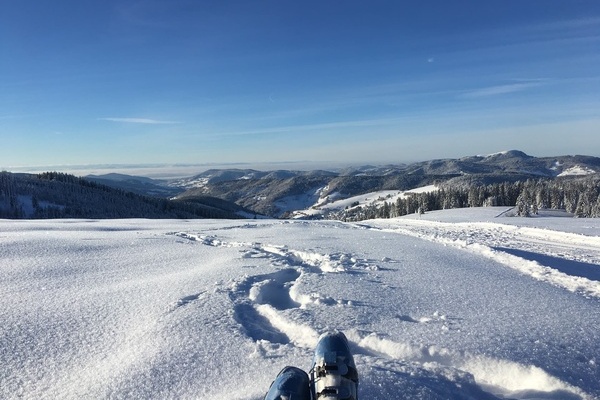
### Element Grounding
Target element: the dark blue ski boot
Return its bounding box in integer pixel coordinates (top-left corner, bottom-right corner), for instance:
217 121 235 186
264 366 311 400
310 331 359 400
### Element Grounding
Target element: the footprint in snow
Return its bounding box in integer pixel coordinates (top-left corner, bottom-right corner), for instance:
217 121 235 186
229 269 303 345
233 302 290 345
234 268 302 311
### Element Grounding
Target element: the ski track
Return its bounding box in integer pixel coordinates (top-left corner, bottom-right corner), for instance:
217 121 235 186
366 219 600 299
173 230 591 400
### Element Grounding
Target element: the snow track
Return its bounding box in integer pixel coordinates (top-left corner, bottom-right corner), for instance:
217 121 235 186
175 228 596 399
369 213 600 299
1 216 599 399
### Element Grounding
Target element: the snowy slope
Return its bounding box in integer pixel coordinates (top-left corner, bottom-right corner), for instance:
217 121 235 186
558 165 597 177
290 185 438 219
1 213 599 400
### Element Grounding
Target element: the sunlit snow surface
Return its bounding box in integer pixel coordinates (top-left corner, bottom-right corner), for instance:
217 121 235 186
1 208 599 399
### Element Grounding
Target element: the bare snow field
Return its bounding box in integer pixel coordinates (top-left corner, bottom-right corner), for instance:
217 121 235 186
1 209 599 399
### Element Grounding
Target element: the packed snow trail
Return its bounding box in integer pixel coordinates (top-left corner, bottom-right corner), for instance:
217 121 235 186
368 208 600 299
1 217 599 399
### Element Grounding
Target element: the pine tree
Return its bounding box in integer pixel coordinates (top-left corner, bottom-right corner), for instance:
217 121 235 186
515 192 531 217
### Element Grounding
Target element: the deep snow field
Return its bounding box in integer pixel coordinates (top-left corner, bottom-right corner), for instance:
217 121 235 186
1 207 599 399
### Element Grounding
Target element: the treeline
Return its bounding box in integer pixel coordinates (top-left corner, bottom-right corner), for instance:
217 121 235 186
332 177 600 221
0 171 244 219
0 171 19 218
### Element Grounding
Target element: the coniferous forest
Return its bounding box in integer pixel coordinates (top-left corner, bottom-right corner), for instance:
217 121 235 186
333 177 600 221
0 172 245 219
2 171 600 220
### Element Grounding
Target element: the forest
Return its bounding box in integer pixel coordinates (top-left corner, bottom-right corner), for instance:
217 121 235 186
2 171 600 221
333 177 600 221
0 172 243 219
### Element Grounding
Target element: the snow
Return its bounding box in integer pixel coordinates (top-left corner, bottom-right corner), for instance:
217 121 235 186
169 177 210 190
290 185 438 219
273 186 325 216
12 195 64 217
370 208 600 299
1 211 599 399
482 150 510 157
558 165 597 177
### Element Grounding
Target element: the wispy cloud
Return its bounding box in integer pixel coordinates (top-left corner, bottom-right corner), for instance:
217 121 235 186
210 117 412 138
98 117 181 124
460 81 544 99
529 16 600 36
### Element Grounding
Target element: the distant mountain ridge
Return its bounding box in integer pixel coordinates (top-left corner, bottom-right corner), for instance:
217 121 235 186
86 173 181 197
172 151 600 217
3 151 597 220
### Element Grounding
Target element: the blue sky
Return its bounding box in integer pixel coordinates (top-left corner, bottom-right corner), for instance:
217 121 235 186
1 1 599 170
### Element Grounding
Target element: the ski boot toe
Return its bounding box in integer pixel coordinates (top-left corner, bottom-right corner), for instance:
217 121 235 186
264 366 311 400
310 331 359 400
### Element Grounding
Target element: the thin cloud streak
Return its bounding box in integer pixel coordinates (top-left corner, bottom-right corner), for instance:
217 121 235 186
204 96 600 140
98 117 182 124
460 82 543 98
211 117 411 138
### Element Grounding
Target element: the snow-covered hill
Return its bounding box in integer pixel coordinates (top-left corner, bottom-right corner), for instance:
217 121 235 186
0 172 249 219
288 185 438 219
170 151 600 217
1 209 599 399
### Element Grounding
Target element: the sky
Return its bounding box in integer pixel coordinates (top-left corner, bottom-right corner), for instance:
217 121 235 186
1 1 600 172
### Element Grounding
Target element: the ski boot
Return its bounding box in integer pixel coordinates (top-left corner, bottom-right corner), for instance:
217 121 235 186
310 331 359 400
264 366 311 400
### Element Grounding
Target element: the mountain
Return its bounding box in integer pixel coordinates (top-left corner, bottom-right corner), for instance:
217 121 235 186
173 151 600 217
4 151 598 220
85 173 182 198
0 172 252 219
